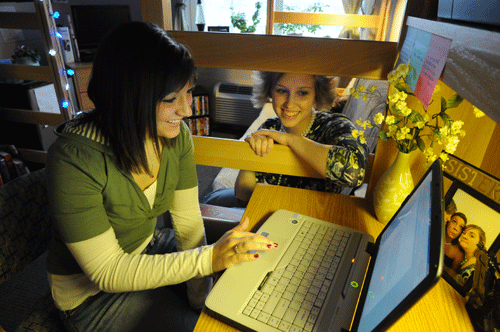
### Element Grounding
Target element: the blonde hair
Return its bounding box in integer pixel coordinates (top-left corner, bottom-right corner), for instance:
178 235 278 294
251 71 338 111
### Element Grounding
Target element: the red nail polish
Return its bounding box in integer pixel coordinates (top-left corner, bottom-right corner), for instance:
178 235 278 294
267 244 272 248
274 243 279 248
254 254 259 259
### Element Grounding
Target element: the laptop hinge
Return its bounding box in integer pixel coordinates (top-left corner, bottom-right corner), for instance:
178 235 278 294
366 241 376 256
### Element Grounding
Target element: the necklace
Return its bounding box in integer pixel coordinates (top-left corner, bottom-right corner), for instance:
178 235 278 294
459 257 470 266
277 110 316 186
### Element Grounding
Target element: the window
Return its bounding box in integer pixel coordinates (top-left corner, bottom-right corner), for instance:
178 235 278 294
187 0 395 41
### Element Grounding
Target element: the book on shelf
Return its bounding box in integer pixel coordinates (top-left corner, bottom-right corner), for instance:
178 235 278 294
185 117 210 136
57 26 75 63
192 95 209 116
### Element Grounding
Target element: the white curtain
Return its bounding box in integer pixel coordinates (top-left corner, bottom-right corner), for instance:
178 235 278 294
338 0 363 39
360 0 380 40
174 0 189 31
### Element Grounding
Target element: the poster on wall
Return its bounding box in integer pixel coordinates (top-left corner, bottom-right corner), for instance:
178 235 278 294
442 154 500 300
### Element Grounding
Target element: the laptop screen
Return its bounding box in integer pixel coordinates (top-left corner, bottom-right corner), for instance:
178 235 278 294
355 164 441 332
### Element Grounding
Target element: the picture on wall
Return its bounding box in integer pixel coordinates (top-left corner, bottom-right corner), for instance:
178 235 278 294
442 154 500 297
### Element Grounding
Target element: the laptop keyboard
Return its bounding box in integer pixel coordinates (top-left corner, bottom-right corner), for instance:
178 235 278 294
242 221 350 332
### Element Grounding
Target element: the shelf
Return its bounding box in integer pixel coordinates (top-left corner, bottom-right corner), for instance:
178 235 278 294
406 16 500 124
1 108 64 126
169 31 398 80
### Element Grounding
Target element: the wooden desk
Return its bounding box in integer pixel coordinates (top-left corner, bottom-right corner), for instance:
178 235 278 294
194 184 474 332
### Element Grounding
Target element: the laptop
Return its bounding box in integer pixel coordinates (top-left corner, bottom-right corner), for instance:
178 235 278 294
205 159 444 332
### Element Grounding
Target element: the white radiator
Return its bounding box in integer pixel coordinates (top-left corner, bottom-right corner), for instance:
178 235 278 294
213 82 262 127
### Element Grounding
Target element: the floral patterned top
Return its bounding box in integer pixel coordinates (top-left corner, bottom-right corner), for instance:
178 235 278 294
255 111 368 194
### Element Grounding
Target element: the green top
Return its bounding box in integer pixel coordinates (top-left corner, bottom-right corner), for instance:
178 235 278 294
46 118 198 275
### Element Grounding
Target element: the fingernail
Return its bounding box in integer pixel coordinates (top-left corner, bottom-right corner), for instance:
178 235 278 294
274 243 279 248
267 244 272 248
254 254 260 259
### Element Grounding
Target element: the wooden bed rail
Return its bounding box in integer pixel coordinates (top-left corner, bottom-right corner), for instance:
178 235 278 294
17 136 373 184
193 136 374 183
192 136 322 178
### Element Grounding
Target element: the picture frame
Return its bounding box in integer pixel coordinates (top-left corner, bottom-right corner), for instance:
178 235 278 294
442 154 500 297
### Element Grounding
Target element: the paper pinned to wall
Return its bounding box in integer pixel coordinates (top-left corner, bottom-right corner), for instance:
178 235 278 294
414 35 452 108
396 26 452 108
406 29 432 91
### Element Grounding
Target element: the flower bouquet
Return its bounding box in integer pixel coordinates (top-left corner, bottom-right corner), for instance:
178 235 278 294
351 63 485 223
351 63 485 165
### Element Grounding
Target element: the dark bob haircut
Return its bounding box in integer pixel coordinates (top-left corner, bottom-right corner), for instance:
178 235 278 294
82 21 195 174
251 71 337 111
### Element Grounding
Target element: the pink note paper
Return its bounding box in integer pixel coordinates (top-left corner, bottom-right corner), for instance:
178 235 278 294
414 34 452 108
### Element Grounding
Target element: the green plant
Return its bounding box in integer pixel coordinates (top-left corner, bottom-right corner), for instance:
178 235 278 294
11 45 41 63
231 2 262 33
276 2 329 35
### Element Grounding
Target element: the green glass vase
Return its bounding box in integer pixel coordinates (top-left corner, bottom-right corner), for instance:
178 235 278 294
372 151 414 224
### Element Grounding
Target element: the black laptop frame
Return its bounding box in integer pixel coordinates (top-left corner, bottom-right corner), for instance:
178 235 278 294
350 159 445 332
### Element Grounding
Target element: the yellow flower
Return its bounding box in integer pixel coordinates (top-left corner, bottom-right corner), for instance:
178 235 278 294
396 100 407 111
350 87 356 95
396 64 411 76
400 107 412 117
451 121 464 134
415 121 425 129
388 73 399 85
396 131 406 141
374 113 385 125
356 118 363 126
388 92 400 104
362 94 368 102
360 136 367 144
370 85 377 92
397 91 407 101
440 126 450 136
358 84 366 92
353 91 360 99
352 129 361 138
387 125 398 136
427 154 438 164
385 115 396 125
473 106 485 118
439 152 449 163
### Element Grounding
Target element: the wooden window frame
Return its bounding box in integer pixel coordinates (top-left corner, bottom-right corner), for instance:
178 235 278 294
265 0 392 41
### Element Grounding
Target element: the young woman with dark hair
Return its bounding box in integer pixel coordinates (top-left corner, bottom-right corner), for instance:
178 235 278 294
46 22 277 332
444 212 467 271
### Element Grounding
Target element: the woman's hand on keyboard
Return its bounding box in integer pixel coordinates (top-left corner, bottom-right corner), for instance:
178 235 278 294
212 216 278 273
